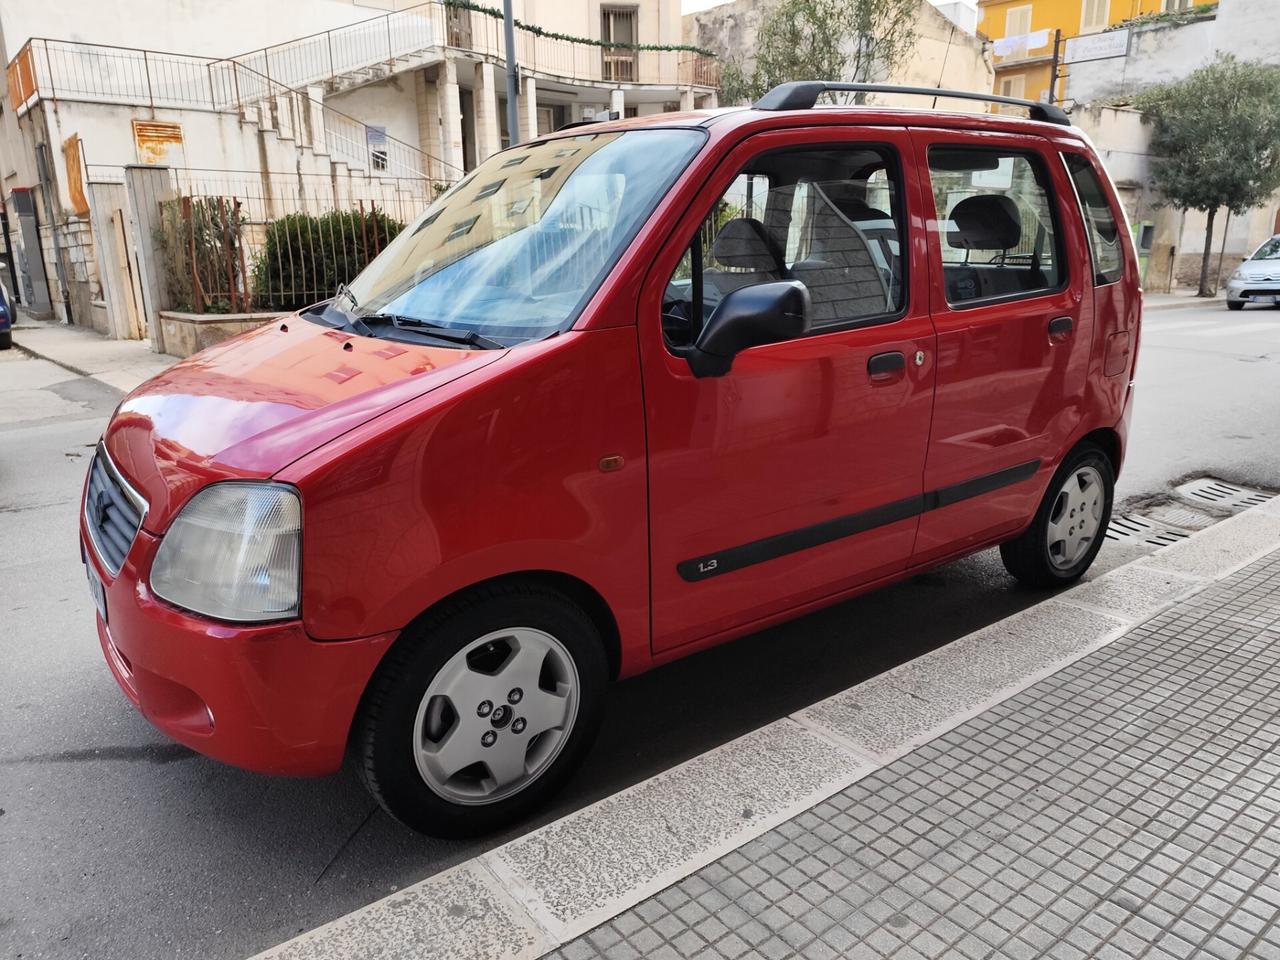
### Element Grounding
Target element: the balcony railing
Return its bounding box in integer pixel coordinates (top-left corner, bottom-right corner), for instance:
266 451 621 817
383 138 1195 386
6 38 449 182
226 0 719 91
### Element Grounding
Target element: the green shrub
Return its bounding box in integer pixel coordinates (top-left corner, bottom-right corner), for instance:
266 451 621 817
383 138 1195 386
252 208 403 311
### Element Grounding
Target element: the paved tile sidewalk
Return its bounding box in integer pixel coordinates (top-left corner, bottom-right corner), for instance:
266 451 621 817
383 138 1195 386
551 550 1280 960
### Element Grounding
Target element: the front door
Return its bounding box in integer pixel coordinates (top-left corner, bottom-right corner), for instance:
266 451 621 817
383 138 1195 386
909 129 1094 564
639 126 937 653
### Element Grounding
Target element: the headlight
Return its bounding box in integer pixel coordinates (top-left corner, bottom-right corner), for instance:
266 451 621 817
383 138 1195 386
1230 269 1245 281
151 483 301 622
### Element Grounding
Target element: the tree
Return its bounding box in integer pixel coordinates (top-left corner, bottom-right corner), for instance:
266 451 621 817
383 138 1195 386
718 0 918 106
1135 55 1280 296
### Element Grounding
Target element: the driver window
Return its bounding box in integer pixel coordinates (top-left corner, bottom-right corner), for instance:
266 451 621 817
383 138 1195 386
662 144 907 349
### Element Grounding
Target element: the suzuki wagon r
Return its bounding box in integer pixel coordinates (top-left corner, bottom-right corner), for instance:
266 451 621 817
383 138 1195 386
82 82 1140 836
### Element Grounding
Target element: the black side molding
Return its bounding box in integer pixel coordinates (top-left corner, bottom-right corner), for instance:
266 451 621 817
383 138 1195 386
677 459 1042 582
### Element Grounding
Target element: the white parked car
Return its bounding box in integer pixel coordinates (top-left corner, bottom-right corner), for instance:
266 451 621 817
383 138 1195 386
1226 235 1280 310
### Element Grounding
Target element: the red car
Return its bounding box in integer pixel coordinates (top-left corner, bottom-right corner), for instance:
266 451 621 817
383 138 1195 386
82 82 1139 836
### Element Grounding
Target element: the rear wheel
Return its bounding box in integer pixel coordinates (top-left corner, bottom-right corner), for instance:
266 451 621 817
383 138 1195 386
355 582 608 837
1001 444 1114 588
1227 300 1246 311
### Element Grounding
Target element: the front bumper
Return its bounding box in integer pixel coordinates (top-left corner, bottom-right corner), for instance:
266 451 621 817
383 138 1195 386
1225 276 1280 303
83 522 396 776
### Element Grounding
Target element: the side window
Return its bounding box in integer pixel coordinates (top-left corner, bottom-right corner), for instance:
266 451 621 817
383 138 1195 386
662 144 906 348
928 147 1064 306
1063 153 1125 285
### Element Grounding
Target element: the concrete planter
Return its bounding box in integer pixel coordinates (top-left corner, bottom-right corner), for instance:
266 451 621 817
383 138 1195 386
157 310 285 358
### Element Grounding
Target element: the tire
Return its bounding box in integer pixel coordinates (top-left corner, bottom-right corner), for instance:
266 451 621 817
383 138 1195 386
0 330 11 350
354 581 608 837
1227 300 1245 311
1000 444 1115 589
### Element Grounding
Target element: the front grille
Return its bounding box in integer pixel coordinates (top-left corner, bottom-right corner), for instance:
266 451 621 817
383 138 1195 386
85 446 146 575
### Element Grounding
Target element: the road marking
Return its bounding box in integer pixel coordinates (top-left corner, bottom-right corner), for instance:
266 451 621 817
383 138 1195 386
249 501 1280 960
1179 320 1280 338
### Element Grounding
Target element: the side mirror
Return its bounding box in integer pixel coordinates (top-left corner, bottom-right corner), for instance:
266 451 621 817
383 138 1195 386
686 281 811 378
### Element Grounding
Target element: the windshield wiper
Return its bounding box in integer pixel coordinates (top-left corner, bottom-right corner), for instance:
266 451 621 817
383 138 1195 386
360 313 506 350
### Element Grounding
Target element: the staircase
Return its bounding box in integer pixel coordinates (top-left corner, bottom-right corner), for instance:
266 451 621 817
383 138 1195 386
7 36 459 188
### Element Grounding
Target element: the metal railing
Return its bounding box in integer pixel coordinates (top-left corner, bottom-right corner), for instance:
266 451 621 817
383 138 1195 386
91 164 441 313
226 0 720 90
8 38 455 181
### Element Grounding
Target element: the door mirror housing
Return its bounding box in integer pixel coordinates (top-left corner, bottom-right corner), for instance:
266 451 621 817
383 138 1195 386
686 281 811 378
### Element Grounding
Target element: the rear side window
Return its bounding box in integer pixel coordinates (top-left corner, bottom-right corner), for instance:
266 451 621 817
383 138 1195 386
1063 154 1125 285
927 147 1064 306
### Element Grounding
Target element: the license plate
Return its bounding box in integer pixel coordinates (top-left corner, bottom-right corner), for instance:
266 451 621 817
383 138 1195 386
1250 294 1280 303
86 563 108 624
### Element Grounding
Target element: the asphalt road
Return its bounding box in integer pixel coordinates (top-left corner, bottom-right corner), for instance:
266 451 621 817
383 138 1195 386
2 300 1278 960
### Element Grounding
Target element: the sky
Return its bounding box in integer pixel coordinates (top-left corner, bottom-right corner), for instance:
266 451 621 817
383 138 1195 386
681 0 978 12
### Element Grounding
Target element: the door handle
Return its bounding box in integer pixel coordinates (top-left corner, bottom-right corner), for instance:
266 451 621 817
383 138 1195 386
867 351 906 382
1048 316 1074 341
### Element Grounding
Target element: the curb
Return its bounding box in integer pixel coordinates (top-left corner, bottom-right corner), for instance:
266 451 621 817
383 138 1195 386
1144 296 1224 312
249 498 1280 960
11 336 97 380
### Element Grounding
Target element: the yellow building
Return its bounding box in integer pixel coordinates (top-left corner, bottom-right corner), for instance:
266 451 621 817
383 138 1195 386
978 0 1214 105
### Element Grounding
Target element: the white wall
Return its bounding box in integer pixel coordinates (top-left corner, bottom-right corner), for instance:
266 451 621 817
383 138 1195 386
0 0 395 63
328 74 421 150
1064 15 1217 105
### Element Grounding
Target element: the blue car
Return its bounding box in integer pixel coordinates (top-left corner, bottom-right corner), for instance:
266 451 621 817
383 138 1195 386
0 279 11 350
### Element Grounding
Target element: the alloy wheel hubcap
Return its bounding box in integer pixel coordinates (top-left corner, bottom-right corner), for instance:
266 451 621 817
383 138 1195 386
1046 465 1104 570
413 627 579 806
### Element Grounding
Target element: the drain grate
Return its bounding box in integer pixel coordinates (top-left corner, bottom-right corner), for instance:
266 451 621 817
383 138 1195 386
1174 478 1275 511
1145 503 1216 531
1104 513 1191 548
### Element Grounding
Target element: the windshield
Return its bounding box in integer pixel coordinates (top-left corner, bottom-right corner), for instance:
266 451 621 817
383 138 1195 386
1251 237 1280 261
340 128 705 346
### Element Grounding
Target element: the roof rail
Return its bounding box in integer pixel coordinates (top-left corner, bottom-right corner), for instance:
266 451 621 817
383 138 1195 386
556 111 622 132
753 82 1072 126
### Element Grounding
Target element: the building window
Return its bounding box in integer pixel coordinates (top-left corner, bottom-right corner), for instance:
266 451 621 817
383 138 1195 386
366 125 388 172
1162 0 1194 9
998 73 1027 110
602 6 639 82
1080 0 1110 34
1005 4 1032 37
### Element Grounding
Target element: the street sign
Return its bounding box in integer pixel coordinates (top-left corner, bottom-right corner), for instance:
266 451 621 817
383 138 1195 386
1065 29 1130 64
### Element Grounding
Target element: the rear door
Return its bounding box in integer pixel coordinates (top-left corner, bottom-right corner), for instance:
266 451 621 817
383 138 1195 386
909 128 1094 564
638 126 938 653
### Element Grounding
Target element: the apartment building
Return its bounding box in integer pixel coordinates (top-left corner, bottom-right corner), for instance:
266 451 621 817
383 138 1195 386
0 0 718 327
978 0 1214 104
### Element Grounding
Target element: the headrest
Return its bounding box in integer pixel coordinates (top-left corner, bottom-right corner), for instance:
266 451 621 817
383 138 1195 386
710 218 783 271
815 182 889 224
947 195 1022 251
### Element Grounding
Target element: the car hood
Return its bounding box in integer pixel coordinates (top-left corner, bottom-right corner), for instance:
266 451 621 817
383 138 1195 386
1238 262 1280 280
103 318 503 531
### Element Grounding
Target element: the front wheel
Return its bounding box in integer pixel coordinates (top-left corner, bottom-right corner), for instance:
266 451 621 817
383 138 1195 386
0 330 11 350
1001 444 1114 588
354 583 608 837
1227 300 1245 311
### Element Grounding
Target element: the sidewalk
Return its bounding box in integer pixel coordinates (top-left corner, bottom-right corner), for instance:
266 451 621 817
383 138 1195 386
12 314 175 394
552 546 1280 960
255 499 1280 960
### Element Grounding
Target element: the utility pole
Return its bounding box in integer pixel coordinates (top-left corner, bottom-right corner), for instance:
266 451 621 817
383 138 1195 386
502 0 521 145
1047 28 1063 105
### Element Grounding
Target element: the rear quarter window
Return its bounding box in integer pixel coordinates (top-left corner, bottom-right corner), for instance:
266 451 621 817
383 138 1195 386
1063 153 1125 286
